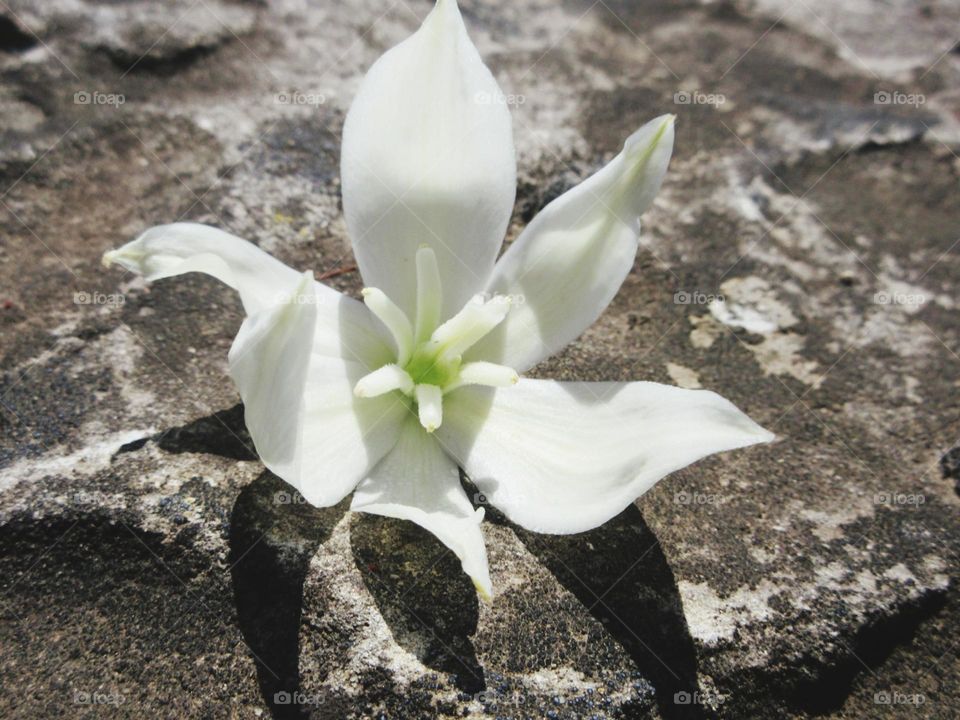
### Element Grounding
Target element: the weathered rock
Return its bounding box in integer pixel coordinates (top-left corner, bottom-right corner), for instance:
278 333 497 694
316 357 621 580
87 1 260 73
1 0 958 718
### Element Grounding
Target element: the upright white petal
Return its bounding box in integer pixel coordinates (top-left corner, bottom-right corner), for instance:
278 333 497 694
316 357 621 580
352 416 492 600
468 115 675 371
230 275 408 507
341 0 516 321
103 223 302 315
437 378 773 535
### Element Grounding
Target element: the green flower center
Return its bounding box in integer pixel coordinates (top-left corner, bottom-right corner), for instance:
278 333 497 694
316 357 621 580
405 343 461 388
352 246 519 432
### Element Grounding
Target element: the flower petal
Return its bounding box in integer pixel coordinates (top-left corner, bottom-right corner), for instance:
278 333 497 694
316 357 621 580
104 222 395 367
437 378 773 534
468 115 675 371
352 415 492 599
230 275 408 507
105 224 404 506
103 222 302 315
341 0 516 321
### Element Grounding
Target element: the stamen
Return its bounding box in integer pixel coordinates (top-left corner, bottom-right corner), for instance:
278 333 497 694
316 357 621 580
446 361 519 391
361 287 414 366
430 296 511 359
353 364 414 398
414 245 442 345
415 384 443 432
354 278 520 428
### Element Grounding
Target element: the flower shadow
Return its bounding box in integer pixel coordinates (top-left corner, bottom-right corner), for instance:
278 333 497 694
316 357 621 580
507 503 705 720
172 403 695 716
228 470 348 719
350 513 486 695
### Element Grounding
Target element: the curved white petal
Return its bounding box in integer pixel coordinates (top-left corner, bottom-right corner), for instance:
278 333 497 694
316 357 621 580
437 378 773 534
103 222 302 315
341 0 516 321
106 224 401 506
104 221 394 368
230 275 408 507
352 415 492 599
468 115 675 371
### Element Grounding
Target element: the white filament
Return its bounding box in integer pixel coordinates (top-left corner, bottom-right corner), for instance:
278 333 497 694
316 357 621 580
416 384 443 432
353 364 415 398
362 288 414 366
414 246 442 345
356 266 519 432
447 361 519 391
430 296 511 359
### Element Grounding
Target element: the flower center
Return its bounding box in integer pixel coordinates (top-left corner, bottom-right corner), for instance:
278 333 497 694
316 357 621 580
353 246 519 432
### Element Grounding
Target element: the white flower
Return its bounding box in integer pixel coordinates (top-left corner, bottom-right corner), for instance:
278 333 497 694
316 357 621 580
103 0 773 600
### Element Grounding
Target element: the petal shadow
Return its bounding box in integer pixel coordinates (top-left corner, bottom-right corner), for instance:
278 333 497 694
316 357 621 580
350 513 486 695
154 402 257 460
513 504 705 720
229 470 348 719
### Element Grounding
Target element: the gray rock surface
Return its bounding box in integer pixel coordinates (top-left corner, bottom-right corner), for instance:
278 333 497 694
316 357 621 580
1 0 958 718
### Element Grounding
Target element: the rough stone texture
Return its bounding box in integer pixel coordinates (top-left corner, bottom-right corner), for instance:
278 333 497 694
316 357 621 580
1 0 958 718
